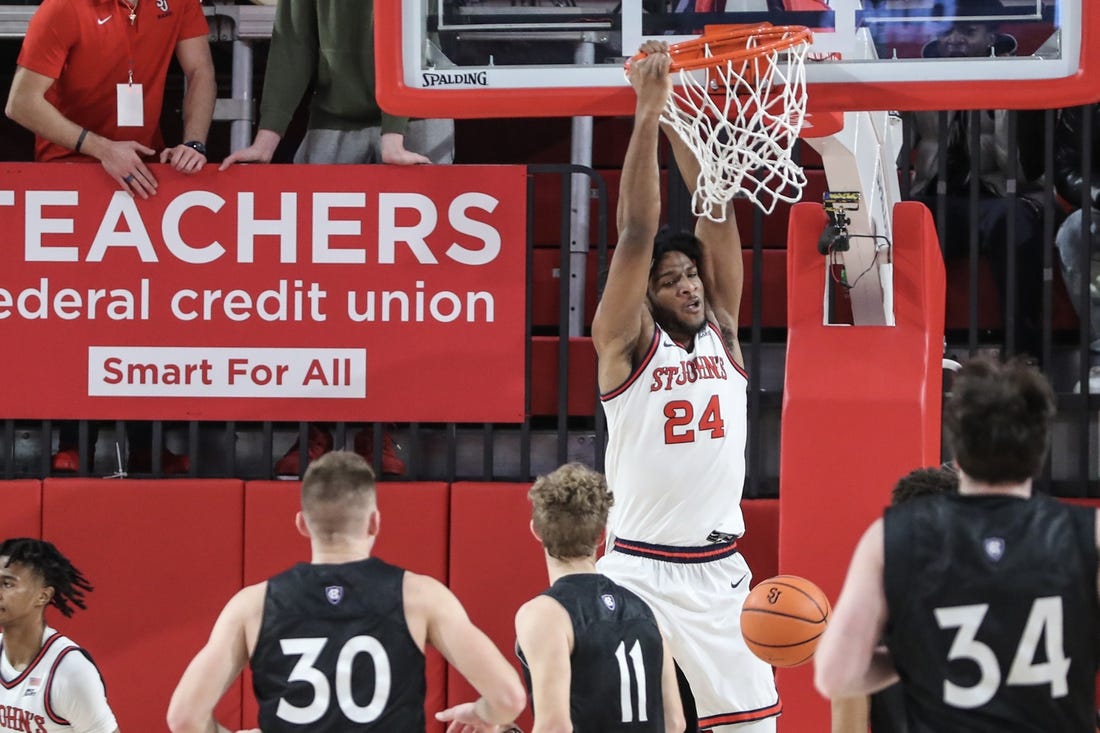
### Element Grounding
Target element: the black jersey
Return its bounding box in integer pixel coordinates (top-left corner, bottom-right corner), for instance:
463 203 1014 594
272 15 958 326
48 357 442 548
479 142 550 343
251 557 426 732
884 493 1099 732
518 574 665 732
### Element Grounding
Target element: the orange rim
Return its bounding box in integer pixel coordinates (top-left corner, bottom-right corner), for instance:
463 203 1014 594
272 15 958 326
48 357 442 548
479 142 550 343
626 24 813 74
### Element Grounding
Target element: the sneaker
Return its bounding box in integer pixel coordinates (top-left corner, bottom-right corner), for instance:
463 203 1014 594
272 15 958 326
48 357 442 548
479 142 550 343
275 425 334 476
128 448 190 475
51 448 82 473
353 427 406 476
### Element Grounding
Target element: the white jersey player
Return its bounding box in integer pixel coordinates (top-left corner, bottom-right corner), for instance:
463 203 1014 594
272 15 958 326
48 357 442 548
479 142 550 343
0 539 118 733
592 41 779 732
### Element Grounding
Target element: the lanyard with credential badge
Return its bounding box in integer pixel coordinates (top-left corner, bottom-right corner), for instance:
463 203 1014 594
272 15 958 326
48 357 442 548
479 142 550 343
115 0 144 127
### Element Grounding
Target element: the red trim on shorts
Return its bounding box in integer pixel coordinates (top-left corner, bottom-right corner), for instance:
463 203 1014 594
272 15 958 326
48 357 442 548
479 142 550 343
601 327 660 401
699 698 783 727
612 538 739 563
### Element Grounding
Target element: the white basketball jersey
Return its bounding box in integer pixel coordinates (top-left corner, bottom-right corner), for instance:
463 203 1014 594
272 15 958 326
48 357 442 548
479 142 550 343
601 322 747 545
0 629 98 733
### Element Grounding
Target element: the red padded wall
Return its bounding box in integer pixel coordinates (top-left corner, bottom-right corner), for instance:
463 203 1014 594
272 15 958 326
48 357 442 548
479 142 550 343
447 482 545 731
779 201 945 730
739 499 780 584
0 480 42 539
41 479 245 733
240 481 450 733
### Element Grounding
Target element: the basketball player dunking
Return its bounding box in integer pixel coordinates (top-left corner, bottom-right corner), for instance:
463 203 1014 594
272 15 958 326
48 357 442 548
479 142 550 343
592 41 780 732
0 539 119 733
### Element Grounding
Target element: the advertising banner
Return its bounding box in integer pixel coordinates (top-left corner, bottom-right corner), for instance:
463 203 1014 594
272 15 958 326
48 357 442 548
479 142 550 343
0 163 527 422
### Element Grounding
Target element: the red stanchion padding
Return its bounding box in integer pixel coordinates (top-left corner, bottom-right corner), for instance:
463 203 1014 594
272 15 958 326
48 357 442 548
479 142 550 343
240 481 450 732
447 482 546 731
0 480 42 540
739 499 779 584
41 478 245 733
778 201 945 731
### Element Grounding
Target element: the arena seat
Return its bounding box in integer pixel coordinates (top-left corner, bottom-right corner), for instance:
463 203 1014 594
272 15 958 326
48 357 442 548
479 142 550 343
529 336 599 417
447 482 546 732
240 480 450 732
0 480 41 539
531 246 788 331
530 248 602 329
41 478 246 732
943 256 1078 333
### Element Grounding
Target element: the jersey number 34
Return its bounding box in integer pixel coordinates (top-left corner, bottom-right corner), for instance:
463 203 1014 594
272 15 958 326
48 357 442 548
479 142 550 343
935 596 1070 709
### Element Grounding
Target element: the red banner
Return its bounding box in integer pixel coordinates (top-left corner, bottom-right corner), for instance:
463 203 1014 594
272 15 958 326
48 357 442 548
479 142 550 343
0 163 527 422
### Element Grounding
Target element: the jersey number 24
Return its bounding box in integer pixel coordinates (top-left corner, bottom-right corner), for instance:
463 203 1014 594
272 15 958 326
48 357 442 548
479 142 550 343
663 395 725 444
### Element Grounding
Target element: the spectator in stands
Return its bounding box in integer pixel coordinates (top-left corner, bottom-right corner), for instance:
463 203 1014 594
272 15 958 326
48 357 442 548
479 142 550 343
0 538 119 733
5 0 216 475
1053 104 1100 391
167 451 526 733
220 0 454 477
908 0 1050 363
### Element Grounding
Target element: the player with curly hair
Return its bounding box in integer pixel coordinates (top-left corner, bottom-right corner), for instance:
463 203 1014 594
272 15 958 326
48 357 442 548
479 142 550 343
516 463 685 732
0 538 118 733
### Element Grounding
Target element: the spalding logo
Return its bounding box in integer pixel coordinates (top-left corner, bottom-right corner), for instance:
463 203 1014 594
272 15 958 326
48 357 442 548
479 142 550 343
421 71 489 88
767 587 782 604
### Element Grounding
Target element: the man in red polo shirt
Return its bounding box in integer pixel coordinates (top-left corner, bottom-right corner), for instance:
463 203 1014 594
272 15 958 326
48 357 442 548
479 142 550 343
4 0 215 475
5 0 215 200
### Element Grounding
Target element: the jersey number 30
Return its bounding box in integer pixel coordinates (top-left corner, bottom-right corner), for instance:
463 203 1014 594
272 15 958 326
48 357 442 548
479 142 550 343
934 597 1070 709
277 636 392 724
663 395 725 444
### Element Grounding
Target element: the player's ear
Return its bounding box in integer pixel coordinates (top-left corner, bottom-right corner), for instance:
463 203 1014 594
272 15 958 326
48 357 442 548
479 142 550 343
368 508 381 538
36 584 54 609
294 511 311 538
528 519 542 543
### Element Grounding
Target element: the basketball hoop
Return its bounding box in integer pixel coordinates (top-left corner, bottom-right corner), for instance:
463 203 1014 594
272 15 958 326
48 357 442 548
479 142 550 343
630 24 813 221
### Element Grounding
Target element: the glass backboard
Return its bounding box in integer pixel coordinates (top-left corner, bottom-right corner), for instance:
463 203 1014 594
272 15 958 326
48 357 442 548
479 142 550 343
376 0 1099 117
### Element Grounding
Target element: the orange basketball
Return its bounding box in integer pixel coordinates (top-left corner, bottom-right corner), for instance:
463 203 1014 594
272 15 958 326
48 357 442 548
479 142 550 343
740 574 831 668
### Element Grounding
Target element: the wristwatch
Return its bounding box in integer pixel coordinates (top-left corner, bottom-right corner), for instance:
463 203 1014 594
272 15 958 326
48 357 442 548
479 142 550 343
183 140 207 157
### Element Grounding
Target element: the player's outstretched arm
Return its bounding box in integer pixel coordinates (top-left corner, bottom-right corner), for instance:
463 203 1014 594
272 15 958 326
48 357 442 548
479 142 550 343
167 584 263 733
411 574 526 728
814 520 898 699
591 41 671 392
514 596 573 733
658 630 686 733
660 122 744 366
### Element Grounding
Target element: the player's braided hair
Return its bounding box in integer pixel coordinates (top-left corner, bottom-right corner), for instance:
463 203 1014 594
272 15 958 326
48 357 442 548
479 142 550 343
0 538 93 617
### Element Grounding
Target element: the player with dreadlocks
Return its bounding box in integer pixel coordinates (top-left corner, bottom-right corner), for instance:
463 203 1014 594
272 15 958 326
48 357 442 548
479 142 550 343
0 538 119 733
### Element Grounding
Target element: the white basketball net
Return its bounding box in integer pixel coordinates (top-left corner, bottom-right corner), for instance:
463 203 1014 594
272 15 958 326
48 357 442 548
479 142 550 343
661 30 811 221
